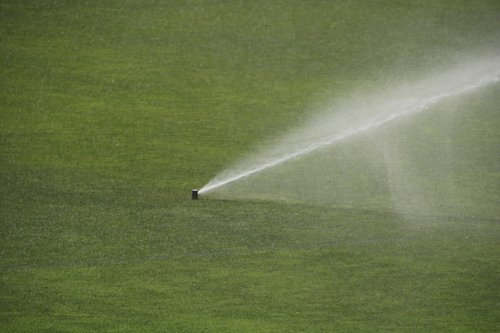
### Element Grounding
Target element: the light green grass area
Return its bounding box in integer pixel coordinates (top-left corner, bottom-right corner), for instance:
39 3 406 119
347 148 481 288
1 1 499 332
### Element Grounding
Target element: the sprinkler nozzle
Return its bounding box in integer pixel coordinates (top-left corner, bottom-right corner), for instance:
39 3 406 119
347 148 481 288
192 189 199 200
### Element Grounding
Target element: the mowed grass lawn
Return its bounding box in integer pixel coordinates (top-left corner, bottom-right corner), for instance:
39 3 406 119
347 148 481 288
1 1 499 332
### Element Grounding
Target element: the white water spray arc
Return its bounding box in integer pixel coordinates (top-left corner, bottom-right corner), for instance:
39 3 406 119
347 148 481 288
197 57 500 197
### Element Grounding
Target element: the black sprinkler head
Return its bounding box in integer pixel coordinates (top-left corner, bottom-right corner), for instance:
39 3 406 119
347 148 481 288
192 189 199 200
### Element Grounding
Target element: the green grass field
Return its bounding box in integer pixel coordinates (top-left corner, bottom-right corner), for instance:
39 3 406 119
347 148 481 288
1 1 500 332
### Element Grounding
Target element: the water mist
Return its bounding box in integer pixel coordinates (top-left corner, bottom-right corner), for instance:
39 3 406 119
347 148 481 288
198 56 500 218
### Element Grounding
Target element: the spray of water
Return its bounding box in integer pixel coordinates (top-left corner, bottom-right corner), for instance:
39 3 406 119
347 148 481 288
200 57 500 195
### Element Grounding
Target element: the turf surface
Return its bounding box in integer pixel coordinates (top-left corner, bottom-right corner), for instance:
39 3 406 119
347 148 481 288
1 1 499 332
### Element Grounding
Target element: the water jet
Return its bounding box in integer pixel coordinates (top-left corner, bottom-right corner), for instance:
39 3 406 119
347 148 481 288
200 57 500 196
